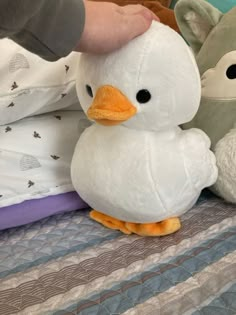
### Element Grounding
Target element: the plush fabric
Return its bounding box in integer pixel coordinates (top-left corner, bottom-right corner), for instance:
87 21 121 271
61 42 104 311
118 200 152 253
213 129 236 203
175 0 236 202
174 0 222 55
71 22 217 236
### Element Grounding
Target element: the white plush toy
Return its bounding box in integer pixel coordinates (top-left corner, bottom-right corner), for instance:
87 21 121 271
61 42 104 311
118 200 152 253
71 21 218 236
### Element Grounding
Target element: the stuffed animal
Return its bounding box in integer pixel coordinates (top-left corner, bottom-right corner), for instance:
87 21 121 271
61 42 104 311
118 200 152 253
71 21 217 236
175 0 236 203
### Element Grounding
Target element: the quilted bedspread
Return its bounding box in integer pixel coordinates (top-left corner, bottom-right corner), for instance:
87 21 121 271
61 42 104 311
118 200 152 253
0 192 235 315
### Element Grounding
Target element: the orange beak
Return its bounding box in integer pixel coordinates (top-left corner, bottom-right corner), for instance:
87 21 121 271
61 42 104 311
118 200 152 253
87 85 137 126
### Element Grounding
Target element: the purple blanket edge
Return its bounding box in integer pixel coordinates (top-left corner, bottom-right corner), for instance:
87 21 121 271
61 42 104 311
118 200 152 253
0 192 88 230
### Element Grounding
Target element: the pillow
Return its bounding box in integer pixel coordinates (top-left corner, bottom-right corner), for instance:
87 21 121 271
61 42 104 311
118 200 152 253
0 39 82 125
0 110 91 209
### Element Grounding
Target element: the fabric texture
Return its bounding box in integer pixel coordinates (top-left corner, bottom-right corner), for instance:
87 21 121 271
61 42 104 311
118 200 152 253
0 0 85 61
0 192 88 230
0 38 81 125
0 110 90 209
175 0 236 203
174 0 223 55
0 193 235 314
72 124 216 223
0 34 90 228
72 22 217 227
213 128 236 203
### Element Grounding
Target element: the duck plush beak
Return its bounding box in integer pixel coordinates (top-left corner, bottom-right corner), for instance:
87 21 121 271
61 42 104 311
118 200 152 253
87 85 137 126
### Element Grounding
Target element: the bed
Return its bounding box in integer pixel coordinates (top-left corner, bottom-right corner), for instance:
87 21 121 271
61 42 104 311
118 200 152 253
0 191 235 315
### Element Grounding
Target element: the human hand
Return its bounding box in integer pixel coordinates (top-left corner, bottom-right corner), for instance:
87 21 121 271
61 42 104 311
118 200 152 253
76 1 159 54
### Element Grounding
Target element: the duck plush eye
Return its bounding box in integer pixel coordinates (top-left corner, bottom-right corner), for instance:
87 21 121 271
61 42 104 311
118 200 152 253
86 85 93 97
136 89 151 103
226 64 236 79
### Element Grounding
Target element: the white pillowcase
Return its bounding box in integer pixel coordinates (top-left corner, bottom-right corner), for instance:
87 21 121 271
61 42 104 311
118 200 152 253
0 110 91 208
0 38 82 125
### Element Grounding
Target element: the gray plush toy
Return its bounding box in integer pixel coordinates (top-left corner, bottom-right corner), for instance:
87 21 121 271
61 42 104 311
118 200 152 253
175 0 236 203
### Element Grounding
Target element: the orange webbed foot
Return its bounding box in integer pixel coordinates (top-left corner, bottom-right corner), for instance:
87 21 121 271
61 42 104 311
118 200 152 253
90 210 132 234
125 218 181 236
90 210 181 236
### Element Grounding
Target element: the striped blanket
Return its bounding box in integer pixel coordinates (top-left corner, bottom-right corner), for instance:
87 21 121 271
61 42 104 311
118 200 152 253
0 193 235 315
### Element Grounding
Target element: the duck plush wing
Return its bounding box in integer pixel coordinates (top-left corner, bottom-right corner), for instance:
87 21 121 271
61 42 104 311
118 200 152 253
180 128 218 191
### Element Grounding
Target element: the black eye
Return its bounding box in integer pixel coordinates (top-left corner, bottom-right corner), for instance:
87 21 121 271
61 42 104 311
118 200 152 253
86 85 93 97
226 64 236 79
136 89 151 103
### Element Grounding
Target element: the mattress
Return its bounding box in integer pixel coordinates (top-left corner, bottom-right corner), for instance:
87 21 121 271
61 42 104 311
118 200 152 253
0 192 235 315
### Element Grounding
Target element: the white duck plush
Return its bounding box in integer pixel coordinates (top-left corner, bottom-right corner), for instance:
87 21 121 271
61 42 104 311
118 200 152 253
71 21 218 236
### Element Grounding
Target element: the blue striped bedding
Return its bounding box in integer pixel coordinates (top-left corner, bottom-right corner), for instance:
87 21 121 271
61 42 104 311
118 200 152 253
0 192 235 315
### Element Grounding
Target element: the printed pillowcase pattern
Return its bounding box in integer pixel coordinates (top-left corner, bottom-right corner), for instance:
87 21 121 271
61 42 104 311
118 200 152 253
0 38 89 210
0 38 82 125
0 111 90 208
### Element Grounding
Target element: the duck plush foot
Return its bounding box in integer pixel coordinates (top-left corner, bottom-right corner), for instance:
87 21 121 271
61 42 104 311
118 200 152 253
90 210 181 236
125 219 181 236
90 210 132 234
